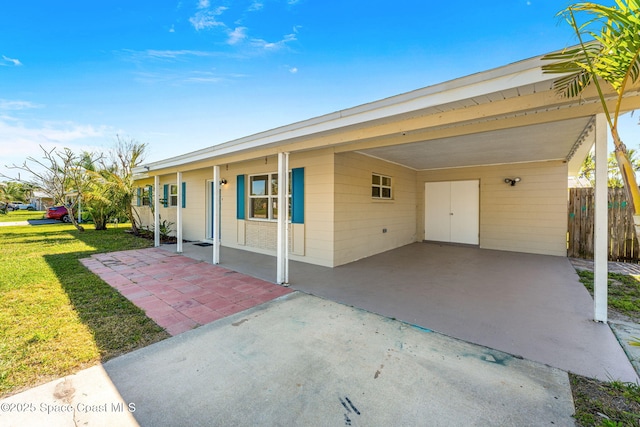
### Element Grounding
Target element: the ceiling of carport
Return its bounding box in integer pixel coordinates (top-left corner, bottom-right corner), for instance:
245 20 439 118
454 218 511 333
357 116 593 170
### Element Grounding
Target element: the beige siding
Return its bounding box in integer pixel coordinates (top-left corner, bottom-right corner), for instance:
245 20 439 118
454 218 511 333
132 178 154 232
333 152 417 266
416 161 568 256
134 153 568 268
135 150 336 267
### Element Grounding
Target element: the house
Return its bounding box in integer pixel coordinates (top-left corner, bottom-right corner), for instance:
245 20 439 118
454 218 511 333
30 190 54 210
133 51 640 322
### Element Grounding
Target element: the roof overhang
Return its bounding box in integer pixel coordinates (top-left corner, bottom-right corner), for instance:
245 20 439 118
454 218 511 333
135 50 640 176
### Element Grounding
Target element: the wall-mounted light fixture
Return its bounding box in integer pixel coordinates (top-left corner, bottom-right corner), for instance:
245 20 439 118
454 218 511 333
504 177 521 186
220 178 228 185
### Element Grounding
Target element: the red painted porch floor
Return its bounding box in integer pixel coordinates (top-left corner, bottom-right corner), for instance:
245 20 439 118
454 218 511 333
80 248 292 336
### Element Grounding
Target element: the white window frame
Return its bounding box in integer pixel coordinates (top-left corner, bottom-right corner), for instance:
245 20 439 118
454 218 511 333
169 184 178 207
372 173 393 199
248 172 292 221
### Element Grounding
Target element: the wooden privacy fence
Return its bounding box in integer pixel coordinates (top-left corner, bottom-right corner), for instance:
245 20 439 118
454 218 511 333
568 187 640 261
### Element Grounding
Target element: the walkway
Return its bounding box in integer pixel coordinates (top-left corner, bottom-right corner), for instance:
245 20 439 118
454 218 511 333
80 248 292 335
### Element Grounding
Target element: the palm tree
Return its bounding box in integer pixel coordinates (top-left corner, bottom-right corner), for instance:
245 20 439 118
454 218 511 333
107 137 147 234
579 151 596 185
542 0 640 234
0 181 28 207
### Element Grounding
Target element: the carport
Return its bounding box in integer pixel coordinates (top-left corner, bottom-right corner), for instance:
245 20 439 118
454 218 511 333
172 242 638 383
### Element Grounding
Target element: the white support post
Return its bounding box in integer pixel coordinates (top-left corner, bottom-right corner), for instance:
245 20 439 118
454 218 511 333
276 152 290 285
594 113 608 322
154 175 160 247
177 171 183 253
213 166 220 264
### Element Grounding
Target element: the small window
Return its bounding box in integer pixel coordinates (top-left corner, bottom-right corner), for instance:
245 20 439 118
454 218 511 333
248 172 292 220
372 173 392 199
169 184 178 207
141 187 150 206
250 175 270 219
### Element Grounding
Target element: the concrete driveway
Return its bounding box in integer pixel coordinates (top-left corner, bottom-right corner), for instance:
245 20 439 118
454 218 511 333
181 242 639 383
0 219 58 227
1 293 575 426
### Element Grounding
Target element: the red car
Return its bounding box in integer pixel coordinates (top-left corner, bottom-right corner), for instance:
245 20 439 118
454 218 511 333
46 206 72 222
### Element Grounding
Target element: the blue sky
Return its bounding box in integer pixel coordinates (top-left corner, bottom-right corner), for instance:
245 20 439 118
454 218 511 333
1 1 637 179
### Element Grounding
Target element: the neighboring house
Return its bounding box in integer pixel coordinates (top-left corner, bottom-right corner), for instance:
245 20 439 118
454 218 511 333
132 50 639 295
30 191 54 210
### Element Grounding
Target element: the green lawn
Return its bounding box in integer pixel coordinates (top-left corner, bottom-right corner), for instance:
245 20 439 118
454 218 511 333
0 210 46 222
0 223 169 397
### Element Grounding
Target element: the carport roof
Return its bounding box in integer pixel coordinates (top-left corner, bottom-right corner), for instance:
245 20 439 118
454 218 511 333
136 50 640 175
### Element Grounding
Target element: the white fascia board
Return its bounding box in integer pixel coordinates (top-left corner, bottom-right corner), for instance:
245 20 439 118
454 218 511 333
136 55 559 173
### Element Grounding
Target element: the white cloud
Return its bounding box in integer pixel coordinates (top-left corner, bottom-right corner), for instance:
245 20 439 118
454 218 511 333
289 67 298 74
189 6 228 31
169 24 176 33
132 69 242 85
184 71 224 83
198 0 210 9
143 49 214 59
251 33 297 50
248 1 263 11
0 99 40 110
228 27 248 45
1 55 22 66
0 117 109 179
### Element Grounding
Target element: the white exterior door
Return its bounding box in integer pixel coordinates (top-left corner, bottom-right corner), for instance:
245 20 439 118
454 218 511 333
425 180 479 245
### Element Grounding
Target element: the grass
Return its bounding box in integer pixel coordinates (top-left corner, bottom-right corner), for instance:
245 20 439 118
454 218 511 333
573 270 640 425
0 223 169 397
0 210 46 222
577 270 640 322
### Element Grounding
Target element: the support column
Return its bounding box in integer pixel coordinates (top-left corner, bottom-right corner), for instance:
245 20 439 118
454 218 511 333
177 171 183 253
154 175 160 247
213 166 220 264
594 113 608 322
277 152 290 285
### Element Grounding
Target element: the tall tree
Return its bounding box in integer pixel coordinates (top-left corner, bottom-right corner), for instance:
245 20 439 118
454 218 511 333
108 136 147 234
0 181 29 205
542 0 640 235
4 146 100 231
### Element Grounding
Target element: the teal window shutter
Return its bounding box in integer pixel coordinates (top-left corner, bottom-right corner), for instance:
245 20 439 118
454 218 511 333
181 182 186 208
148 185 153 206
236 175 245 219
136 188 141 206
291 168 304 224
163 184 169 208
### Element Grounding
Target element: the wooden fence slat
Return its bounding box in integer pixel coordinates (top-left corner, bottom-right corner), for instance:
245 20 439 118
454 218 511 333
568 187 640 261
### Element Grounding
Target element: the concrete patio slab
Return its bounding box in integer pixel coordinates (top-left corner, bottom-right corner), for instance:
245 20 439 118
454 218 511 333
102 293 574 426
172 242 639 383
0 365 138 427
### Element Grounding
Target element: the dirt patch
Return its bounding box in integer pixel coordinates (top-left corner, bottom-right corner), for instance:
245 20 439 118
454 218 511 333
570 373 640 426
129 229 177 244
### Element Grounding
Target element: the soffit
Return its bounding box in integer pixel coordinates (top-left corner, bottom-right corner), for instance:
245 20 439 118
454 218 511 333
358 117 592 170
